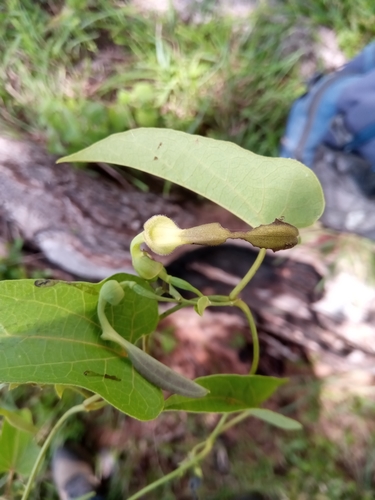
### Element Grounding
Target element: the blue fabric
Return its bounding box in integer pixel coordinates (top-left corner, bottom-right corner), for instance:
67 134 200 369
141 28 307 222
280 41 375 169
280 74 362 166
334 68 375 169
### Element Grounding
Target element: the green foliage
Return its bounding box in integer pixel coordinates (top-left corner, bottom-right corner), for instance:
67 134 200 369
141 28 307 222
0 240 28 280
60 128 324 228
3 0 373 496
0 274 163 420
3 0 373 158
247 408 302 430
0 125 323 497
0 1 371 162
285 0 375 55
0 407 38 434
0 240 51 281
164 375 287 413
0 409 40 477
281 432 369 499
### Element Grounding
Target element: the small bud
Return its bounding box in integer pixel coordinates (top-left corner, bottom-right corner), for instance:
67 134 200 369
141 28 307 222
133 254 164 281
100 280 125 305
241 218 299 251
130 232 164 280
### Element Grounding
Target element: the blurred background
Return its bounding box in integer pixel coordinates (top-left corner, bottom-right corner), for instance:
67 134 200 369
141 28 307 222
1 1 375 499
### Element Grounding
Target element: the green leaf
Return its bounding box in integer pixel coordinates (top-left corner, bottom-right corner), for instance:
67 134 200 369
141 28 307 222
195 296 210 316
164 374 286 413
0 407 38 434
0 409 40 476
248 408 302 430
59 128 324 228
0 274 164 420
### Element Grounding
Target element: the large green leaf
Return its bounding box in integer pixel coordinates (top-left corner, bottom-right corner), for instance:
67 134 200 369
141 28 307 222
164 374 286 413
59 128 324 228
0 274 163 420
0 409 40 476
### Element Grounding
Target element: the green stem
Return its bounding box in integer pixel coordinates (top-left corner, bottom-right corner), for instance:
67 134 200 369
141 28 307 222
235 299 259 375
229 248 266 300
206 295 235 303
158 302 189 321
21 394 101 500
126 414 228 500
97 296 128 348
142 335 148 352
208 300 235 307
221 410 255 433
118 281 181 303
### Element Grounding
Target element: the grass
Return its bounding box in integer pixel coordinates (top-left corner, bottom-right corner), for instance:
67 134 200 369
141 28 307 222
0 0 350 157
1 0 375 498
3 378 375 499
1 0 373 157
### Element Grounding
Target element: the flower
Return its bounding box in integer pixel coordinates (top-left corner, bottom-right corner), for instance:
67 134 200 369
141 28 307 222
143 215 231 255
143 216 183 255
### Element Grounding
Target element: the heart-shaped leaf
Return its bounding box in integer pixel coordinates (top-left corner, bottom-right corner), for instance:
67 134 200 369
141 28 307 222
59 128 324 228
0 274 163 420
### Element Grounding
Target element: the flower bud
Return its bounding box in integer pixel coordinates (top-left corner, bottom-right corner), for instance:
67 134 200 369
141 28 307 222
241 218 299 251
100 280 124 305
130 232 164 280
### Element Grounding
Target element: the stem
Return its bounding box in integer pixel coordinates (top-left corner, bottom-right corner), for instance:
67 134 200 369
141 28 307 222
229 248 266 300
235 299 259 375
208 300 235 307
126 414 229 500
206 295 235 303
167 283 183 300
6 468 14 497
158 302 189 321
142 335 147 352
221 410 255 433
21 394 101 500
118 281 180 303
97 296 129 349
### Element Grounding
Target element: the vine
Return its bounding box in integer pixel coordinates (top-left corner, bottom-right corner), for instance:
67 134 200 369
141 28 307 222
0 129 324 498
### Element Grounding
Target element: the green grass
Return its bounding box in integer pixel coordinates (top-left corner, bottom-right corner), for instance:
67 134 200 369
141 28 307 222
3 379 374 500
284 0 375 56
1 0 373 157
5 0 374 158
0 239 52 280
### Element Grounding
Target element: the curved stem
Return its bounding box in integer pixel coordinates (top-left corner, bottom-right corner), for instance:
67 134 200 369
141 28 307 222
127 414 228 500
21 394 102 500
229 248 266 300
221 410 254 433
235 299 259 375
97 296 127 348
118 281 180 303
